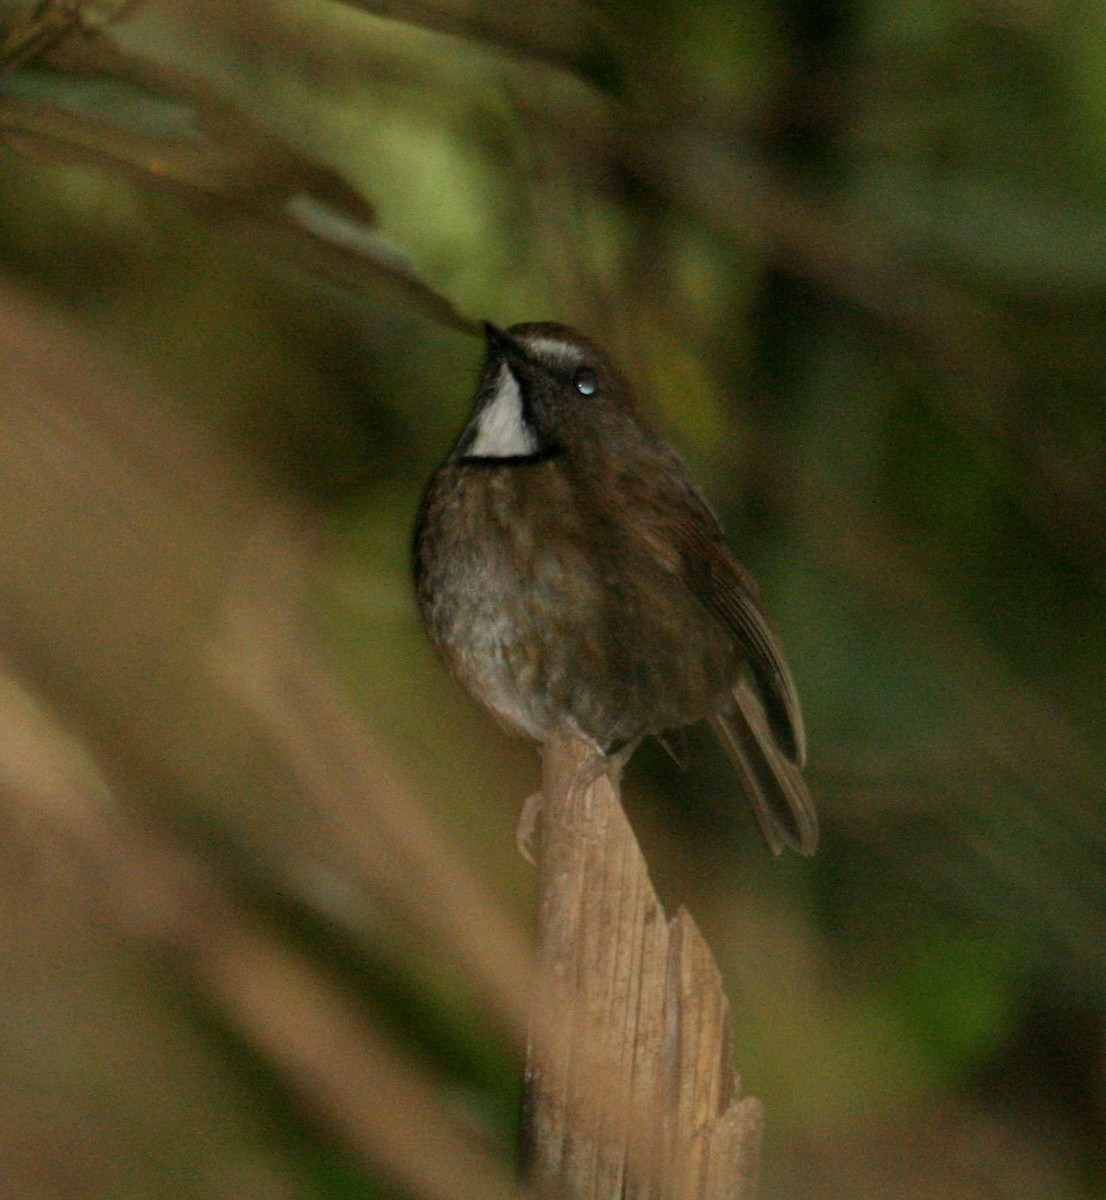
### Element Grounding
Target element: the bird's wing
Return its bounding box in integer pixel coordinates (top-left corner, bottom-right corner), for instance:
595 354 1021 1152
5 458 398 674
618 444 806 766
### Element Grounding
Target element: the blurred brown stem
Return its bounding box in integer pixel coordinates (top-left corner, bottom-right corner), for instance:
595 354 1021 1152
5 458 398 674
0 283 539 1198
0 673 533 1200
523 732 763 1199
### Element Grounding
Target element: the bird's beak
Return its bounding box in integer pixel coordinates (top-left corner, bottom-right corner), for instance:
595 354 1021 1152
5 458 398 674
483 320 526 362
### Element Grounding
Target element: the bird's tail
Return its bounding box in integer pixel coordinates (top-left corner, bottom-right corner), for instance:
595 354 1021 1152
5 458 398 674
708 676 819 856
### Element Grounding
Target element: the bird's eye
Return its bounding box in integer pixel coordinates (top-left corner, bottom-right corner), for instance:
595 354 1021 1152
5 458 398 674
573 367 598 396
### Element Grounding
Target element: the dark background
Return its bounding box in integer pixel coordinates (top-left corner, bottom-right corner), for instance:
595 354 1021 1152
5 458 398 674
1 1 1103 1197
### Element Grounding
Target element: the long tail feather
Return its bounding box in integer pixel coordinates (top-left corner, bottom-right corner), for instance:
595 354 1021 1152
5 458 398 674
708 677 819 856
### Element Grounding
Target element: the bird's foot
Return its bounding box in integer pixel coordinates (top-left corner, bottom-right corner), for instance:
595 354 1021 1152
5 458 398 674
516 735 643 863
566 734 643 806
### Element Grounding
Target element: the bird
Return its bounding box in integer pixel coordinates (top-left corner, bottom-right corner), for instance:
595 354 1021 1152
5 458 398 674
412 320 817 856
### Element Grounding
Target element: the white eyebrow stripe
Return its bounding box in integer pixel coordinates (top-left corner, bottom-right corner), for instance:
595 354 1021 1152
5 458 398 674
466 365 540 458
520 335 585 366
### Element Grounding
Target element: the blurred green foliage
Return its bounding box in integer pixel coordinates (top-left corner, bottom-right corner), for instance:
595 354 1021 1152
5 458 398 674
1 0 1104 1197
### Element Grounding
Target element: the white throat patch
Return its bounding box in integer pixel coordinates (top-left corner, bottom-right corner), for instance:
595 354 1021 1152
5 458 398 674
466 365 540 459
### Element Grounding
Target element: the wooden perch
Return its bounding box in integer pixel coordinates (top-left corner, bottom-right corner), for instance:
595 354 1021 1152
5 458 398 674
523 732 763 1200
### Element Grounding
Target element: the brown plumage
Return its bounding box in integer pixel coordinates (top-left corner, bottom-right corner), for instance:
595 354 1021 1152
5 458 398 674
413 321 817 855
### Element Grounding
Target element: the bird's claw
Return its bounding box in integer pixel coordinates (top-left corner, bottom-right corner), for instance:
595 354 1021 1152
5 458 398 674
516 791 543 864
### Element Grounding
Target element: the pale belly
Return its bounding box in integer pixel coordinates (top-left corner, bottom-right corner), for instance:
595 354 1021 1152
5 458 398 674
415 473 738 749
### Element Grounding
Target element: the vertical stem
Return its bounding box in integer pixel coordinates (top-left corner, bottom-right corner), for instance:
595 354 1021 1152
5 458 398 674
523 731 763 1199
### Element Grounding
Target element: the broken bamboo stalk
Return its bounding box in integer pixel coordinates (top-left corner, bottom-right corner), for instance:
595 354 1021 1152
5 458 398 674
523 731 764 1200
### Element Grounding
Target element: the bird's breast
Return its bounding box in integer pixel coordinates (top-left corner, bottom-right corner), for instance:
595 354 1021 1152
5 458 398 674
414 460 737 747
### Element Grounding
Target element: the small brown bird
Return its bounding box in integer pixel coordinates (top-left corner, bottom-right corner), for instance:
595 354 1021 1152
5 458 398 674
413 321 817 856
